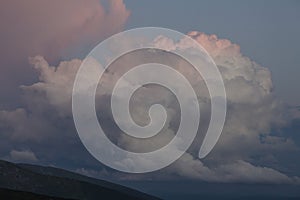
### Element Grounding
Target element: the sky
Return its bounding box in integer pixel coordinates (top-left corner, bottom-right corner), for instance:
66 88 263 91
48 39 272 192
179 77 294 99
124 0 300 106
0 0 300 198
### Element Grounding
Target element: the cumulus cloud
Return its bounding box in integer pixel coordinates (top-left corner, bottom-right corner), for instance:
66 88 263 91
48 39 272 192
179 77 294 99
0 0 129 62
0 0 130 108
0 31 299 183
164 153 299 184
9 150 38 162
0 108 57 142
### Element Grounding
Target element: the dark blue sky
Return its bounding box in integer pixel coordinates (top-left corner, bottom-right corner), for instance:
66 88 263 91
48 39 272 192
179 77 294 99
124 0 300 105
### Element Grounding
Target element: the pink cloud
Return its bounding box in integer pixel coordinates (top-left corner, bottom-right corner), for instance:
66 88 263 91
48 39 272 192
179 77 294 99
0 0 130 62
0 0 130 108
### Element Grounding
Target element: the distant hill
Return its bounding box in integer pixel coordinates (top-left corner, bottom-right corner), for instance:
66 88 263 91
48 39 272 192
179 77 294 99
0 188 72 200
0 160 160 200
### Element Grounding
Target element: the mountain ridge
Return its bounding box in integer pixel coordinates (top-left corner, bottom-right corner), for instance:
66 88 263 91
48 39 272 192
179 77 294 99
0 160 160 200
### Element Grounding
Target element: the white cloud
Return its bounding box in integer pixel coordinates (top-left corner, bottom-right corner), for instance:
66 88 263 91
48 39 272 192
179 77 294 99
0 31 299 183
166 154 299 184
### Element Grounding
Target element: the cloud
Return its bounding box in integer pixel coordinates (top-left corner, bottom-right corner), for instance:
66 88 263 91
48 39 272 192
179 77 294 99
0 108 55 142
164 153 299 184
9 150 38 162
0 0 130 62
23 56 82 117
0 31 299 183
0 0 130 108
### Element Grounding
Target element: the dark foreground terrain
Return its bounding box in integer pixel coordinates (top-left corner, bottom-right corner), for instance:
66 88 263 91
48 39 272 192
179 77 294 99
0 160 160 200
2 159 300 200
0 188 73 200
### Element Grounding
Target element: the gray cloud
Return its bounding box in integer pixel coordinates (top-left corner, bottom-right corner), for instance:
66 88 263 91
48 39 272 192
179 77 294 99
0 32 299 183
9 149 38 162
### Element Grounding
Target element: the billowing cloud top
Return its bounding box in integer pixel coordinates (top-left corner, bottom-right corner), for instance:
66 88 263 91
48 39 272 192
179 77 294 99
0 30 299 184
0 0 130 108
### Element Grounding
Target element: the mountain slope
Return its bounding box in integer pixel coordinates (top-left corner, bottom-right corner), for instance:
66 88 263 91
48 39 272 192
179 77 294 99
0 160 160 200
0 188 73 200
